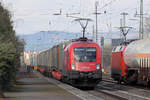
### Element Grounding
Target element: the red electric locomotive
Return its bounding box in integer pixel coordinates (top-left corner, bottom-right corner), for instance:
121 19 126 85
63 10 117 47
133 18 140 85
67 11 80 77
111 45 127 83
52 37 102 87
36 37 102 88
61 38 101 87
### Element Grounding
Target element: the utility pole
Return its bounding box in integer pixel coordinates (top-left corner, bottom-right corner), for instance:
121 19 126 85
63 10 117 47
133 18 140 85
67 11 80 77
120 18 123 39
48 21 51 32
120 12 128 42
134 0 145 39
121 12 128 27
93 1 101 42
139 0 144 39
93 25 95 41
95 2 98 42
119 12 132 43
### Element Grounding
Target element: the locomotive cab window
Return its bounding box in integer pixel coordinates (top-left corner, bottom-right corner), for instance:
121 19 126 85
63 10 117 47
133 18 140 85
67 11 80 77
112 47 116 52
74 47 96 62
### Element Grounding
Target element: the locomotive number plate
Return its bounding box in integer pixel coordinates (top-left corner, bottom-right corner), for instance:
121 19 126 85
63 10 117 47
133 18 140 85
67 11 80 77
82 66 90 69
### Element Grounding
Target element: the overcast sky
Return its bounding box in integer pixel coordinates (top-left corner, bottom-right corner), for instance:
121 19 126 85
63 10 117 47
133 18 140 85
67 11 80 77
2 0 150 35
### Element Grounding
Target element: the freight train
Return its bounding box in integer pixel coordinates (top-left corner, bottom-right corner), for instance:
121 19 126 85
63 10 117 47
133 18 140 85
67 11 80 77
27 37 102 87
111 39 150 85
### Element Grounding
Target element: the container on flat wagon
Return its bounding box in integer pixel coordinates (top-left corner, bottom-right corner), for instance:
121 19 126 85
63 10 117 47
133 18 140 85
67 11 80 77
58 43 64 71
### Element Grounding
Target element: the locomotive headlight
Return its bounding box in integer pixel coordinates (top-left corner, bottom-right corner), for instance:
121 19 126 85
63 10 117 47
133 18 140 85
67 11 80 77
96 64 100 70
71 64 75 70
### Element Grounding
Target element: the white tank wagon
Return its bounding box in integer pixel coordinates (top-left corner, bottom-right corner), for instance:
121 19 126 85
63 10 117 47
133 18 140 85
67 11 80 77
124 39 150 69
122 39 150 85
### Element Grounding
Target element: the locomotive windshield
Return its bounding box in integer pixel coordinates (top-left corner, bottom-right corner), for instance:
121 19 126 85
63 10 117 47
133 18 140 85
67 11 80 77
74 47 96 62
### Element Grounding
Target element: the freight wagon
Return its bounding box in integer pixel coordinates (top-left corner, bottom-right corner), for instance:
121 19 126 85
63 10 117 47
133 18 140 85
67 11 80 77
111 39 150 85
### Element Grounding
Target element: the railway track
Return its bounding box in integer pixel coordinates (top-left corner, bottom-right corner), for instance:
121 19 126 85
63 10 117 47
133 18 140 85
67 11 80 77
102 77 150 93
103 72 150 91
37 71 150 100
88 89 127 100
94 78 150 100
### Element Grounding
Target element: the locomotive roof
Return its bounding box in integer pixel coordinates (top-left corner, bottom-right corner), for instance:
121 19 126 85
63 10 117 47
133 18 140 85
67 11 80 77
120 39 138 46
71 37 93 42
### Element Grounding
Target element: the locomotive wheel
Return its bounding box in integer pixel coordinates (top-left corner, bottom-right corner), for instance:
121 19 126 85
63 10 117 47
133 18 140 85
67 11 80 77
147 79 150 87
61 75 68 83
117 76 122 84
117 80 121 84
61 76 65 83
49 72 52 77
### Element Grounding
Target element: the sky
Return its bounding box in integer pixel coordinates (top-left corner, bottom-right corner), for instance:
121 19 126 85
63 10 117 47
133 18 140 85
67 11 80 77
2 0 150 35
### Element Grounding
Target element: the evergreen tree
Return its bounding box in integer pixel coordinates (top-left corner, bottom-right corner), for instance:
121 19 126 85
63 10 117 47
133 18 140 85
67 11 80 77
0 3 24 91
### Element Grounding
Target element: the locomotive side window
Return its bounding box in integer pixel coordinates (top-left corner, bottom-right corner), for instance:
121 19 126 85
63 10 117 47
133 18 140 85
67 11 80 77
74 47 96 62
